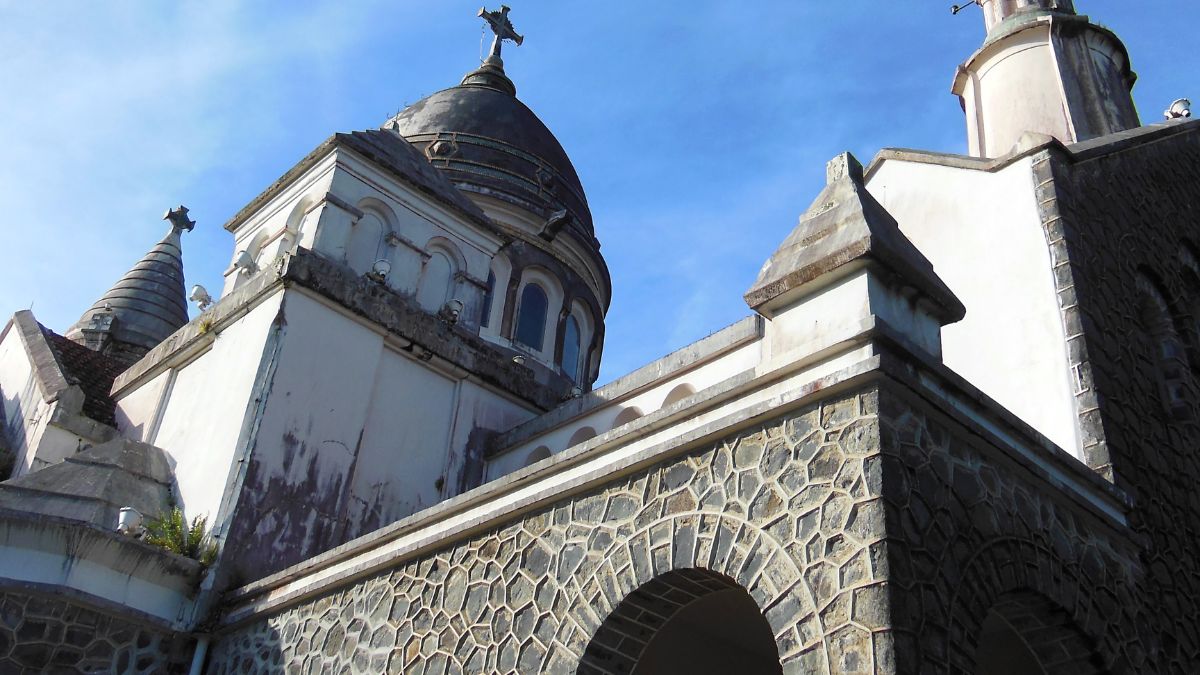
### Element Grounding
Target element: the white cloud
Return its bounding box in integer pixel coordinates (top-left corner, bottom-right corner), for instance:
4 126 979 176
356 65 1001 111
0 0 395 331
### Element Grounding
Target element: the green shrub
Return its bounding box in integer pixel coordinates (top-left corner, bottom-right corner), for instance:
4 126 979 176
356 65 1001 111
144 507 219 567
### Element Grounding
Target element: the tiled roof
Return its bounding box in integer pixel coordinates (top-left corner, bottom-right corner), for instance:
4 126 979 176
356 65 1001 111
42 329 125 427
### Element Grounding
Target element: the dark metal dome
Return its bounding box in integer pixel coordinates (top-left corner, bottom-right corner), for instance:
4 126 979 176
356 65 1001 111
385 62 595 244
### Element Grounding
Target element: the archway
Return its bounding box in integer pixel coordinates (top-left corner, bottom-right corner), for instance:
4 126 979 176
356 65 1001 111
578 568 781 675
973 592 1108 675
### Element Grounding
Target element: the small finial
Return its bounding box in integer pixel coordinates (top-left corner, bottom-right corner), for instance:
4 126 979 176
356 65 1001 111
826 152 864 185
478 5 523 62
164 205 195 233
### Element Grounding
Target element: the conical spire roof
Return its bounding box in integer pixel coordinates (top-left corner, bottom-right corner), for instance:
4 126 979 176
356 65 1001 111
67 207 193 357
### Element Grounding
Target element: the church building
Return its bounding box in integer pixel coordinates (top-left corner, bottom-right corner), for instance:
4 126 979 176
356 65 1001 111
0 1 1197 672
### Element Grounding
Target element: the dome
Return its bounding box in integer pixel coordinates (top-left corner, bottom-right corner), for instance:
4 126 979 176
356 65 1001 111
385 62 595 243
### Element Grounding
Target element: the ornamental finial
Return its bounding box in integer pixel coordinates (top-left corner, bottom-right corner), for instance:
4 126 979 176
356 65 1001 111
478 5 523 62
164 205 195 234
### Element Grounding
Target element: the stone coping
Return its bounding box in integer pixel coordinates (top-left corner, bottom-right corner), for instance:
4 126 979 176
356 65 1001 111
222 131 495 235
488 315 763 455
865 119 1200 180
0 578 183 634
0 507 202 582
214 323 1131 629
10 310 72 404
0 507 202 628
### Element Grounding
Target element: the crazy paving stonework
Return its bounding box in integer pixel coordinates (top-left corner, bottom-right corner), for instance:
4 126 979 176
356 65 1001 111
210 389 894 674
0 590 183 674
876 388 1144 674
209 379 1155 674
1037 128 1200 673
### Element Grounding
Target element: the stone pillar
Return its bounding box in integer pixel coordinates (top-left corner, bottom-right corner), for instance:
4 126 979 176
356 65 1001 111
954 3 1139 158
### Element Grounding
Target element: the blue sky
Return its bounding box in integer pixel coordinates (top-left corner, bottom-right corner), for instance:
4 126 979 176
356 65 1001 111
1 1 1196 384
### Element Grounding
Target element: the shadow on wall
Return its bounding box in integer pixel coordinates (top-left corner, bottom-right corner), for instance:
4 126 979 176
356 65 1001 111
566 426 597 449
523 445 551 467
661 383 695 410
611 406 642 430
1 390 26 480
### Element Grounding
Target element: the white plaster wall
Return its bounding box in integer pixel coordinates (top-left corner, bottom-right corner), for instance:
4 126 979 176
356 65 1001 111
142 293 284 524
446 380 536 492
866 157 1080 455
0 324 54 476
342 345 457 538
245 290 383 554
113 370 170 442
763 273 871 365
961 26 1071 157
246 289 538 549
223 155 337 297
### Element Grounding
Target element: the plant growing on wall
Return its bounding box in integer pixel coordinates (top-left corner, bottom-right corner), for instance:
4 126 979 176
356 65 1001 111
144 507 219 567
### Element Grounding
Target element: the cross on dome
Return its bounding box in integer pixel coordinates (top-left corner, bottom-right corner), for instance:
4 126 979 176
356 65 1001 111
164 205 195 234
478 5 524 62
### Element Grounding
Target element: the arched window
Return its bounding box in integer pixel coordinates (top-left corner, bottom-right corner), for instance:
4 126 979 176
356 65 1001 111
515 283 549 350
561 315 581 382
346 212 385 274
481 271 496 328
417 251 453 311
1136 274 1192 420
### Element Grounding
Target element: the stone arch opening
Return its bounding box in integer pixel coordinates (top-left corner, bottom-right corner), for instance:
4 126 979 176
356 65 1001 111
578 568 781 675
973 591 1108 675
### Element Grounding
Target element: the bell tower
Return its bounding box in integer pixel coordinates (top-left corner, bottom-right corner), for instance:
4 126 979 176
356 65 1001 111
953 0 1140 157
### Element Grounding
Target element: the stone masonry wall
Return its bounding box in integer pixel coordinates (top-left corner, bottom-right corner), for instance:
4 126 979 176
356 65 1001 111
210 389 895 674
877 385 1145 674
1038 126 1200 672
210 379 1152 673
0 588 185 674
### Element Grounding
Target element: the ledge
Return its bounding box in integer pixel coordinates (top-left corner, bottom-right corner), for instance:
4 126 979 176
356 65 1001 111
488 315 764 455
113 249 568 410
865 118 1200 181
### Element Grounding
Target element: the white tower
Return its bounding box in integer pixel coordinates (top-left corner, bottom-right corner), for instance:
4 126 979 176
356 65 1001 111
953 0 1140 157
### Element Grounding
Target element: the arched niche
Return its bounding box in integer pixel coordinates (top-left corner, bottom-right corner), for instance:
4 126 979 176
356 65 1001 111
565 426 596 449
1178 243 1200 363
346 210 387 275
523 446 551 467
611 406 643 430
417 238 466 312
1135 271 1193 420
579 569 782 675
661 382 696 409
280 196 314 255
